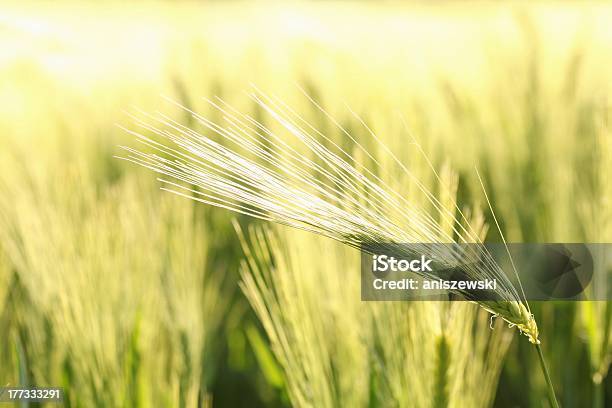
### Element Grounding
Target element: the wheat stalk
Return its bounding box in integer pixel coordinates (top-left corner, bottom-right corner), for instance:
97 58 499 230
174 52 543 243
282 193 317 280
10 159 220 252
117 90 565 406
119 92 540 344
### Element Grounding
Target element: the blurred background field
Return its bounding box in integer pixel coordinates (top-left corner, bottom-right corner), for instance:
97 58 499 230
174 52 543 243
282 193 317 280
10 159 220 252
0 1 611 407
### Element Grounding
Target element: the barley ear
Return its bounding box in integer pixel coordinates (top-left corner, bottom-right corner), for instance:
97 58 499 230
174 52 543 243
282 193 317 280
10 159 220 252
480 301 539 345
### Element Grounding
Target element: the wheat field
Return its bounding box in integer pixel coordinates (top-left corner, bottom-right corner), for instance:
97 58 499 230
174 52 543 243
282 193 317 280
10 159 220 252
0 1 611 407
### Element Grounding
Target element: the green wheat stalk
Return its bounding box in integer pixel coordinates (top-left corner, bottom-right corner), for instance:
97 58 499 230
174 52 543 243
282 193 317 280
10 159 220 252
119 90 558 405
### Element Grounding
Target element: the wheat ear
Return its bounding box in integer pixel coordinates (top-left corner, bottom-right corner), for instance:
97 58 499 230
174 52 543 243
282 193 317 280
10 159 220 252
118 91 539 344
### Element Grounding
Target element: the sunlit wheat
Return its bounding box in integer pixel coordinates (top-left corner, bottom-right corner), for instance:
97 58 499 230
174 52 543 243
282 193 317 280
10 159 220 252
119 91 539 344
